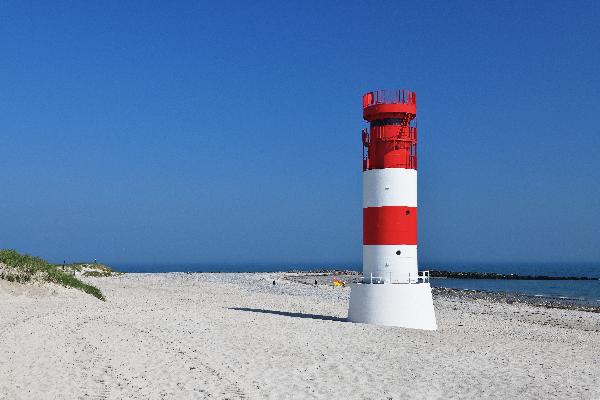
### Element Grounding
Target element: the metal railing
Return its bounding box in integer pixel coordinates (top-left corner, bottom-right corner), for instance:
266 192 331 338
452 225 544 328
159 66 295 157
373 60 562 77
363 89 416 108
358 271 430 285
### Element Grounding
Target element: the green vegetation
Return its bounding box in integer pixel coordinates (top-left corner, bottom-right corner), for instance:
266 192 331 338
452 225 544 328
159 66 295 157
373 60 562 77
63 262 117 274
0 249 107 300
82 270 113 277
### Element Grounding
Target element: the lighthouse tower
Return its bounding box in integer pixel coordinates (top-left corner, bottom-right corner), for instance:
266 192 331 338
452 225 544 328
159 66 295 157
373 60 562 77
348 89 437 330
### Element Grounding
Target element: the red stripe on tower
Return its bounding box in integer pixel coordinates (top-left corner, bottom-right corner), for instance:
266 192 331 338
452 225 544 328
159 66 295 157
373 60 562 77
363 206 417 245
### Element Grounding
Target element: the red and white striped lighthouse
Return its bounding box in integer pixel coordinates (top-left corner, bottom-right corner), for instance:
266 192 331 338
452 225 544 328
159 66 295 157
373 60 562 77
348 89 437 330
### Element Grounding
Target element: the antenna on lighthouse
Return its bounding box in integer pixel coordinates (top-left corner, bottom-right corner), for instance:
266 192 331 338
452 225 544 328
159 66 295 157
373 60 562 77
348 89 437 330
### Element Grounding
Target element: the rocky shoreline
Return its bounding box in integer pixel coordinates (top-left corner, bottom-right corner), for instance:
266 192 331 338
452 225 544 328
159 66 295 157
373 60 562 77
287 268 598 280
428 270 598 280
285 271 600 313
432 286 600 313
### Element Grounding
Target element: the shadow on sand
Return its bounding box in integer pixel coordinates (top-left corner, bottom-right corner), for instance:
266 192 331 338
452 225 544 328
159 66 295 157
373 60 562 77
228 307 347 322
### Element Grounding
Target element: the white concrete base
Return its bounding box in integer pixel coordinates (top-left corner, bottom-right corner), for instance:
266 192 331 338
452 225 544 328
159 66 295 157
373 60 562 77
347 283 437 330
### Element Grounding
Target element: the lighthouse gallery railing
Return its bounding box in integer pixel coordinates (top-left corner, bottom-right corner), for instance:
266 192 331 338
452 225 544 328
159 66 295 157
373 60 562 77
358 270 430 284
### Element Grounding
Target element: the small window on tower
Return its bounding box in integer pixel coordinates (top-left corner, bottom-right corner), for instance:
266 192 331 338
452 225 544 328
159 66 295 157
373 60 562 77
396 250 402 255
405 210 411 216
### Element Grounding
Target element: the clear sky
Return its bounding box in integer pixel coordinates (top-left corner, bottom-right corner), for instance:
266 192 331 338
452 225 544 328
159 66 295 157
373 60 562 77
1 1 599 267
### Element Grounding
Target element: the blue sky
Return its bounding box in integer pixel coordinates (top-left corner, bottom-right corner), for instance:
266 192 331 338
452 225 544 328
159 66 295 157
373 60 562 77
1 1 599 266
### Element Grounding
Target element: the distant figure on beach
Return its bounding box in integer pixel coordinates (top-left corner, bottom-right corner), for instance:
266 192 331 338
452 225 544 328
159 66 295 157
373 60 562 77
314 279 318 285
272 280 276 286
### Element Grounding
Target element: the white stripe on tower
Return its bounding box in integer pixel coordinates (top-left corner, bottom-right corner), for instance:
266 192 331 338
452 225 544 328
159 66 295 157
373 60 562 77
363 168 417 208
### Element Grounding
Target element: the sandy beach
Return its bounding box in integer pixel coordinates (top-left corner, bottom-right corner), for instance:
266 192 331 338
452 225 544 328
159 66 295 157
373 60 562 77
1 273 598 399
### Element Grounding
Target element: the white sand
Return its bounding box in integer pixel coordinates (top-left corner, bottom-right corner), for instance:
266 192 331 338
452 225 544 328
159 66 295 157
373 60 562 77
1 273 598 399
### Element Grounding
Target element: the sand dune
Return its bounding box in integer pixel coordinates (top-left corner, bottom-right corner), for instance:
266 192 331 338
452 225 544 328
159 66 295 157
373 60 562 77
0 273 598 399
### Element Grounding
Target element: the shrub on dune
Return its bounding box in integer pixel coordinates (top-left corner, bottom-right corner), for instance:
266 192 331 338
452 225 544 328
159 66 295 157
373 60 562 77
0 249 105 300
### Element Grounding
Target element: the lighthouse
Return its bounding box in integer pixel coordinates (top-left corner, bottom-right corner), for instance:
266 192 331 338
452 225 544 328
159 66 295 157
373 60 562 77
348 89 437 330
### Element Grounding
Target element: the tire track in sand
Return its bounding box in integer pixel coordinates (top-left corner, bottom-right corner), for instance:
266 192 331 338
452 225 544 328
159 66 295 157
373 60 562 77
104 317 247 399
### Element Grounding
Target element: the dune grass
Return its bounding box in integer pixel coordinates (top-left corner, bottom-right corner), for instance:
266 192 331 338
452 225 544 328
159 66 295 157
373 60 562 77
0 249 105 300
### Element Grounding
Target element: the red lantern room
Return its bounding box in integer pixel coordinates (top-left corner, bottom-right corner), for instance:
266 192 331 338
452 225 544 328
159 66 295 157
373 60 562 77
362 89 417 171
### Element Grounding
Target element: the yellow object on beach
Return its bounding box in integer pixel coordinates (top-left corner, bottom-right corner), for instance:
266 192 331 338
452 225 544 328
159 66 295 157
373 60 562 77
331 277 345 287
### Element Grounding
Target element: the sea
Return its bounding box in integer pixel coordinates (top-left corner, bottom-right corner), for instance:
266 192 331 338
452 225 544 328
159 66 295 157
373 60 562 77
425 262 600 305
113 262 600 305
